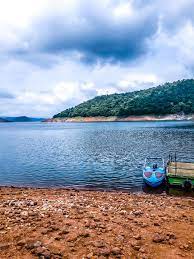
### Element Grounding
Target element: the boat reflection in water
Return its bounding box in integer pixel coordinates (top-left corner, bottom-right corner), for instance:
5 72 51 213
142 183 194 198
166 186 194 198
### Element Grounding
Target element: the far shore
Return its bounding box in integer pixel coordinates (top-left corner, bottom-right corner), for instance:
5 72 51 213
44 114 194 123
0 186 193 258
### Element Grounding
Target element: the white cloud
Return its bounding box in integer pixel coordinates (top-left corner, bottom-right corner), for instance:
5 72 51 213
113 2 134 19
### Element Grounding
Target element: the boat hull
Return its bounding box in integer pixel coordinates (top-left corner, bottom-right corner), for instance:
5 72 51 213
143 177 164 188
143 167 165 188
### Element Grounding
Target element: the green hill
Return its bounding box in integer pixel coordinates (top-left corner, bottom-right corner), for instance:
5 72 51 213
2 116 44 122
54 79 194 118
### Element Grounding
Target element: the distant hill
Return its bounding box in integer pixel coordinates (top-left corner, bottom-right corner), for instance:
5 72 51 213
54 79 194 118
2 116 44 122
0 118 11 123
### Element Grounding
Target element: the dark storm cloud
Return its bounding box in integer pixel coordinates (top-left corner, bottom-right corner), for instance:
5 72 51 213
5 0 194 67
25 1 158 64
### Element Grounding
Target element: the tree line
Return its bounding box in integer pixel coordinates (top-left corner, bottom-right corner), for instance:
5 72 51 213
54 79 194 118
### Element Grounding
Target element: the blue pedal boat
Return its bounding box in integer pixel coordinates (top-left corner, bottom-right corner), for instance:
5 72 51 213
143 157 166 187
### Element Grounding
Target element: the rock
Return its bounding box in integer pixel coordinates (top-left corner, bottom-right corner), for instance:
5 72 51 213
50 225 59 231
29 201 37 206
29 211 38 217
141 222 148 228
179 243 192 251
166 233 176 240
97 248 111 256
133 234 142 240
86 252 94 258
54 236 61 241
139 247 145 253
25 242 35 250
116 235 124 242
79 231 90 238
66 234 79 242
0 243 11 250
131 241 141 251
93 241 106 248
0 225 4 230
59 228 69 235
152 233 165 243
41 229 49 235
17 240 26 247
34 246 45 255
33 241 42 248
20 211 29 218
111 247 121 255
42 250 51 258
133 210 143 216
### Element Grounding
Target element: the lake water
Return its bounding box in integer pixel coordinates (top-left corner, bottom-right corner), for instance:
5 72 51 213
0 121 193 191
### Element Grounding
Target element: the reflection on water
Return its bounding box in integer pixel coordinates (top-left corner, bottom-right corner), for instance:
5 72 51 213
0 121 193 192
166 186 194 197
142 182 166 194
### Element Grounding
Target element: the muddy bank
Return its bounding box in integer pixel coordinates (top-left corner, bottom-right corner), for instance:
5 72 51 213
0 187 193 259
44 114 194 123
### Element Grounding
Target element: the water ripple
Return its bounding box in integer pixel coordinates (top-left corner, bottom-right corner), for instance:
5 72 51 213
0 121 193 191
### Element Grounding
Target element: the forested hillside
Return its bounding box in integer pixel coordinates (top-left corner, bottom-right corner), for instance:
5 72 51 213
54 79 194 118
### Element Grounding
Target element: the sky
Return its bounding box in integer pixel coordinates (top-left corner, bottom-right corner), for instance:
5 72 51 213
0 0 194 117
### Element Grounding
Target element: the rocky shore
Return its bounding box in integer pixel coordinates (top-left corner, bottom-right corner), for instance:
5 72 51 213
44 114 194 123
0 187 193 259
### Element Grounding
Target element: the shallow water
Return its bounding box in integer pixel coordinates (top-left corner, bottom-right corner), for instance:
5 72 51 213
0 121 193 191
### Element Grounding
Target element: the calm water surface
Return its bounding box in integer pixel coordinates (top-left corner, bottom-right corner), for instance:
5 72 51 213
0 121 193 191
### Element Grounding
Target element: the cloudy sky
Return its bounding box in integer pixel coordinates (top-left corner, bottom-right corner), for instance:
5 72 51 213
1 0 194 117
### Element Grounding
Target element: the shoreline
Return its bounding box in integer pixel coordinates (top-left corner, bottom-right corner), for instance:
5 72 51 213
45 114 194 123
0 187 193 258
0 184 142 194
